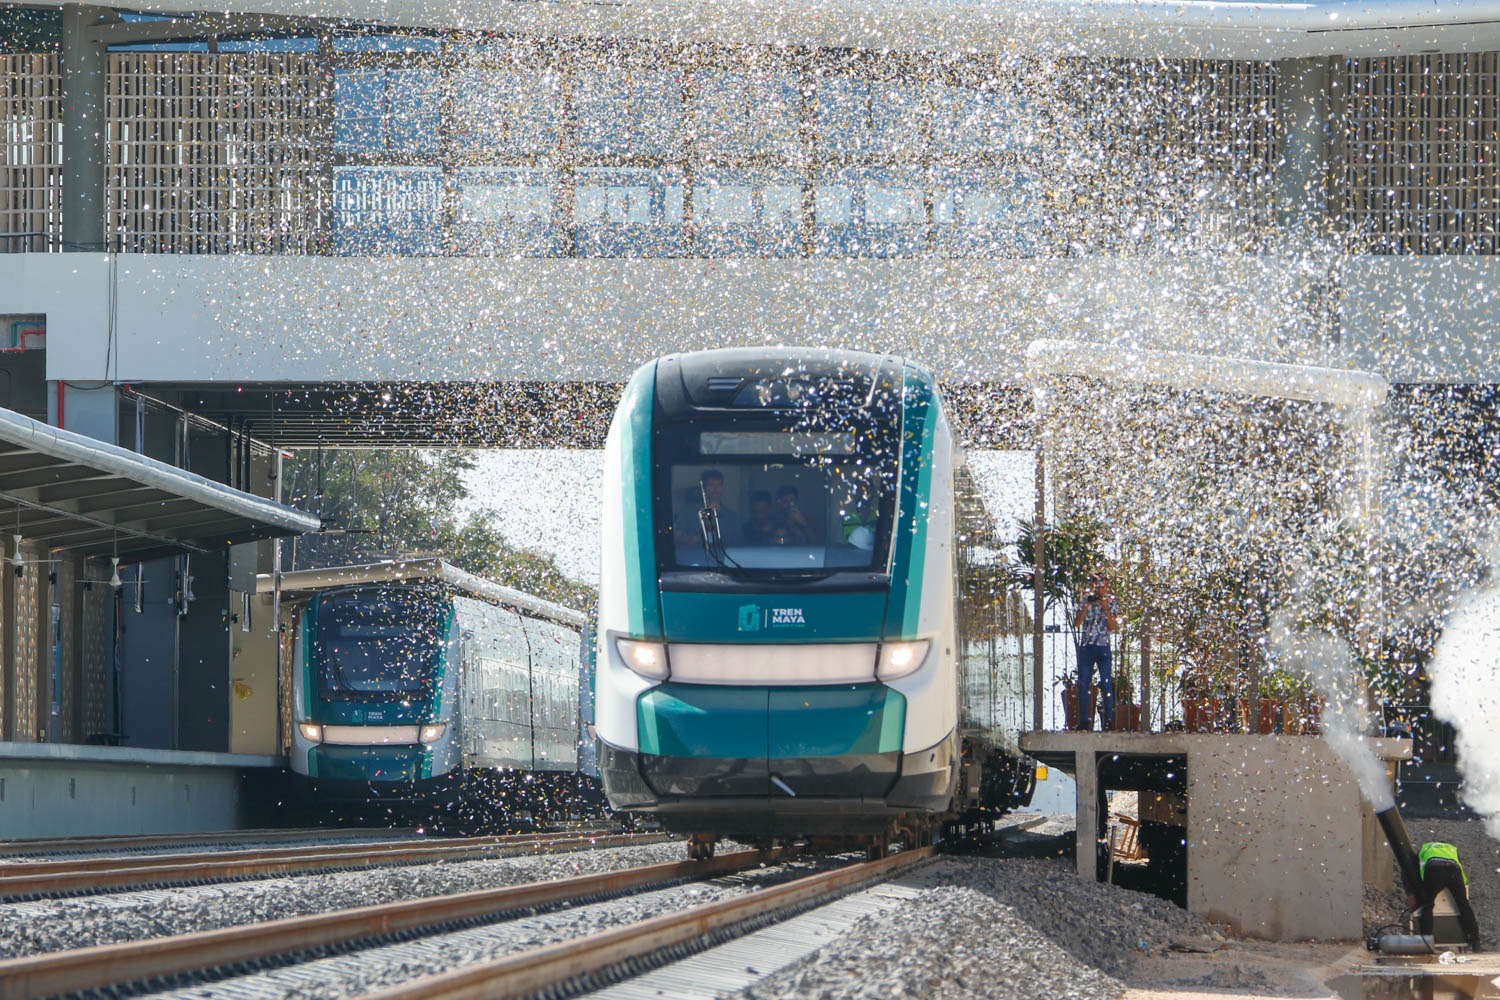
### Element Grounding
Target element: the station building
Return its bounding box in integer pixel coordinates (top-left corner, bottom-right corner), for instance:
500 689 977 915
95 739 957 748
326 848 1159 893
0 0 1495 884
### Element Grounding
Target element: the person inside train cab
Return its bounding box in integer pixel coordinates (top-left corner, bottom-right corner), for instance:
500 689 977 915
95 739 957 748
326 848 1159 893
774 485 814 544
744 490 776 545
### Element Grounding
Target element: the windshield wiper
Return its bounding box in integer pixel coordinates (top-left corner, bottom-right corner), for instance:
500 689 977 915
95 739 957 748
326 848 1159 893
698 505 750 580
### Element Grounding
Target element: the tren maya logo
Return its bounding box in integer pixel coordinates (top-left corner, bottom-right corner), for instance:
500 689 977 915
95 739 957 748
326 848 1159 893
737 604 807 631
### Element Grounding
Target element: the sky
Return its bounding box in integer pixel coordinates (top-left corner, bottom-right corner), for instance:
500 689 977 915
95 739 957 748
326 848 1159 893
461 449 1036 586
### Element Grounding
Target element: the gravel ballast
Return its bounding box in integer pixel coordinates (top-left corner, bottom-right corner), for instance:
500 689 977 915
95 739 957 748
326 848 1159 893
736 855 1216 1000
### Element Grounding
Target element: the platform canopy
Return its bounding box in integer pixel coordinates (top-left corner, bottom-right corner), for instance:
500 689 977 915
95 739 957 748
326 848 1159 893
0 407 320 563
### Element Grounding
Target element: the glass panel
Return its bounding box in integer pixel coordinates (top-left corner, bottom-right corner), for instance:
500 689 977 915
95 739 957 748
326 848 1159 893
814 168 926 257
695 69 800 160
694 168 802 257
333 69 386 154
332 68 439 155
575 67 682 158
314 588 445 699
386 69 440 154
664 461 891 571
815 76 872 155
332 167 444 256
868 80 927 159
450 67 562 157
574 167 686 257
454 168 562 256
653 407 903 579
332 34 441 53
933 168 1046 257
931 83 1033 155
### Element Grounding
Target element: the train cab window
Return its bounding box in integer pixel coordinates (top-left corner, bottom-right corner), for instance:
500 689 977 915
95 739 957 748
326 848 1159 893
656 425 896 577
314 588 447 699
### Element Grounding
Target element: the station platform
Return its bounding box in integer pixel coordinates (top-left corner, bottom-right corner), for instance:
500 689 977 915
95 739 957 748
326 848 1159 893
1020 731 1412 942
0 741 285 840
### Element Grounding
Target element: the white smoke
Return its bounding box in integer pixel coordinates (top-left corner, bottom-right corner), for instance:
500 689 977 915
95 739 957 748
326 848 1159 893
1269 610 1395 812
1428 556 1500 839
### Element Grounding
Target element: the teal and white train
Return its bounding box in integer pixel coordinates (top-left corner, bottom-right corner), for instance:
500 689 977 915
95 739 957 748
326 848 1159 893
595 348 1034 853
270 560 598 827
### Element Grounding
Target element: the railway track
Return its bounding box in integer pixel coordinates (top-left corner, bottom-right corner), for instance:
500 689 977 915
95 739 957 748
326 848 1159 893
0 845 795 1000
368 846 934 1000
0 827 419 859
0 828 666 901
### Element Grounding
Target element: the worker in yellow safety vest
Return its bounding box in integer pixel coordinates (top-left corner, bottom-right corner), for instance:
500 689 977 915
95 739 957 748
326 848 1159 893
1414 842 1481 950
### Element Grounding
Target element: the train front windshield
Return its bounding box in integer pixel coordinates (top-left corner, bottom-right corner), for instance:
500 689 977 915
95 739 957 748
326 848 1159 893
313 588 446 699
656 423 899 578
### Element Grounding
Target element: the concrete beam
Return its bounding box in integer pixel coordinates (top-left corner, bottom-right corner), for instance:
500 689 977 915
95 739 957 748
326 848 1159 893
22 0 1500 59
7 253 1497 386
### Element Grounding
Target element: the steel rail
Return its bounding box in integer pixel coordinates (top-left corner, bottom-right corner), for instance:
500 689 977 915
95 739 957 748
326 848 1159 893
0 827 420 858
0 831 667 900
0 847 784 1000
0 828 620 875
365 846 935 1000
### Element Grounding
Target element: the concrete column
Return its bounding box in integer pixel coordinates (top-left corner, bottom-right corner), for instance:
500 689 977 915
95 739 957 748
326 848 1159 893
61 5 110 252
1074 749 1099 880
1275 58 1334 237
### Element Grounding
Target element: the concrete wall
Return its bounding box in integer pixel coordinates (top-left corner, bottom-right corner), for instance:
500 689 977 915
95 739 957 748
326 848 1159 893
5 253 1496 387
1188 736 1365 940
228 592 281 756
0 742 282 838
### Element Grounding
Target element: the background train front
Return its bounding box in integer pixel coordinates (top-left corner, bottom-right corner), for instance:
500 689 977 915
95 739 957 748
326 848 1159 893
271 562 600 829
594 348 1034 843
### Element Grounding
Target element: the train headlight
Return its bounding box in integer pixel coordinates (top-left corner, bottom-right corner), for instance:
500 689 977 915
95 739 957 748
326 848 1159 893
876 640 930 681
297 722 323 744
418 723 446 744
616 638 669 680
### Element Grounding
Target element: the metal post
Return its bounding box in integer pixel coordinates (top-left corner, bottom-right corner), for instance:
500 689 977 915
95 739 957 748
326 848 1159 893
1140 544 1151 732
1032 445 1045 732
61 6 109 252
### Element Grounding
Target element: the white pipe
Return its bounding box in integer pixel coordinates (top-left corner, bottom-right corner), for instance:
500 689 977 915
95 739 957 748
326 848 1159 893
1025 340 1388 410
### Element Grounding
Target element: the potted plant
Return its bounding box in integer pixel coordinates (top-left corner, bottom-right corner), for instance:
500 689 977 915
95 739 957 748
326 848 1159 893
1111 664 1142 732
1296 690 1325 735
1179 661 1222 732
1060 671 1080 731
1257 670 1302 734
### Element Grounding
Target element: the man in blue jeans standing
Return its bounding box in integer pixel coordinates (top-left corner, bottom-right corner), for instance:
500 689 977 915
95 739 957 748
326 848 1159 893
1073 573 1119 730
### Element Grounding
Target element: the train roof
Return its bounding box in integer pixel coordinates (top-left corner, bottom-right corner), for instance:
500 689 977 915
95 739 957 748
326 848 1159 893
653 347 929 415
255 559 590 629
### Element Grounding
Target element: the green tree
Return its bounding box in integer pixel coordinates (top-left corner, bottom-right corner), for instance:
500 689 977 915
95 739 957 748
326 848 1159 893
1014 514 1106 629
282 449 594 611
